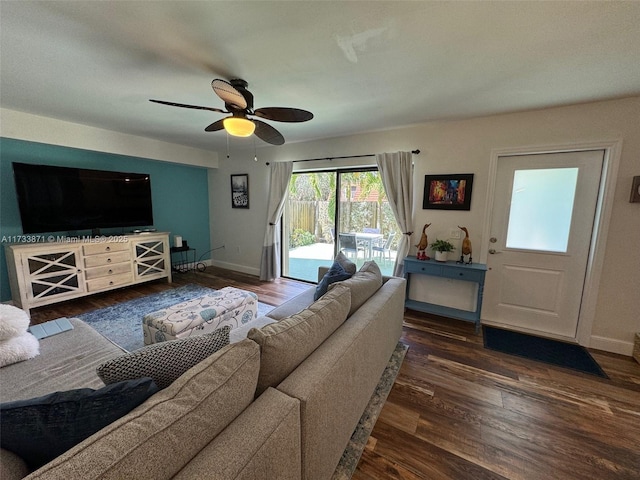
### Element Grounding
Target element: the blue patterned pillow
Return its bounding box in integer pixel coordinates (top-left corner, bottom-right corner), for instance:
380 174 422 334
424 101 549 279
0 377 158 469
314 261 353 300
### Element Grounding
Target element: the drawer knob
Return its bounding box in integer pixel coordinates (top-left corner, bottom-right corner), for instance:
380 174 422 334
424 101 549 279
109 281 114 285
459 272 464 276
105 246 111 252
108 269 113 274
107 258 112 263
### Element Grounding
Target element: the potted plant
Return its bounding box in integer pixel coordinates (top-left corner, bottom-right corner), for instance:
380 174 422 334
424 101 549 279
430 239 455 262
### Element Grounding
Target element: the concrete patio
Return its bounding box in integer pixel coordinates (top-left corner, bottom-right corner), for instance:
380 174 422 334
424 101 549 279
284 242 397 283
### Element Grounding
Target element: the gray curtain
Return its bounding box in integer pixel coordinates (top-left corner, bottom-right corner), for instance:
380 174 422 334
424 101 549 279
376 151 414 276
259 162 293 281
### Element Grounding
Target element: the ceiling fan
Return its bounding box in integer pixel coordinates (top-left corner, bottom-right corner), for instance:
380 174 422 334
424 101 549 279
150 78 313 145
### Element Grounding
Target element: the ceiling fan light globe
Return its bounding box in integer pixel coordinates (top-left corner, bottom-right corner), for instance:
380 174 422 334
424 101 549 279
223 117 255 137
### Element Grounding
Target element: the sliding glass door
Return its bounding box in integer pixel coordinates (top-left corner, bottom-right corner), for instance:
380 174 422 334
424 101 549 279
282 168 399 282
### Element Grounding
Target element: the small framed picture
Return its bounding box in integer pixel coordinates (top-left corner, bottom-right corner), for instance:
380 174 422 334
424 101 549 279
630 176 640 203
230 174 249 209
423 174 474 210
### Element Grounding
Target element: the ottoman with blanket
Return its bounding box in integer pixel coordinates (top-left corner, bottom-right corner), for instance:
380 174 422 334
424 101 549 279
142 286 258 345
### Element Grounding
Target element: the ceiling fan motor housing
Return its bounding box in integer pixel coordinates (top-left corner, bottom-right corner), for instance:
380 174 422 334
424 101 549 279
229 79 254 111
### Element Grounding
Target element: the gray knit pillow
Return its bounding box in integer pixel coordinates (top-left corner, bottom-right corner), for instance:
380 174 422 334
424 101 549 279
97 326 231 389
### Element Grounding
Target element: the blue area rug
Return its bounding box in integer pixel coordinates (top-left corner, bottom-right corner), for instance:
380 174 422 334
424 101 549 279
76 284 274 352
483 326 607 378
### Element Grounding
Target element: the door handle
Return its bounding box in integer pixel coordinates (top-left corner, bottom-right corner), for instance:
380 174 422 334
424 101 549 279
488 249 502 254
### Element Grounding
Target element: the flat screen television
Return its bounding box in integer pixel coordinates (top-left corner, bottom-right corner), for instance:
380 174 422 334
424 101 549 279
12 162 154 234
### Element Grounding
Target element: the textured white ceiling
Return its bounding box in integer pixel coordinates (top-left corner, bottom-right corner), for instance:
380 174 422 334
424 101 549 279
1 1 639 152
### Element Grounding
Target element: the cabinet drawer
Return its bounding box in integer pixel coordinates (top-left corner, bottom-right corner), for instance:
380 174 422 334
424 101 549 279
84 251 131 268
83 242 129 256
441 268 485 283
86 272 132 292
405 262 442 276
84 262 132 280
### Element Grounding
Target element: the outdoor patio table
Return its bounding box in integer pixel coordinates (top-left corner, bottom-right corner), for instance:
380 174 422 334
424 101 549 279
355 232 383 260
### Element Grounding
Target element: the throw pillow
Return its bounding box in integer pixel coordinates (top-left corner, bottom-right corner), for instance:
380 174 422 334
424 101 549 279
314 260 352 301
334 251 357 275
97 326 230 389
329 260 383 316
0 377 158 470
248 284 351 396
0 305 30 341
0 332 39 368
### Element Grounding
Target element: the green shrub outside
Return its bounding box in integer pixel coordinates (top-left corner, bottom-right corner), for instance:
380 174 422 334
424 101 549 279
289 229 316 248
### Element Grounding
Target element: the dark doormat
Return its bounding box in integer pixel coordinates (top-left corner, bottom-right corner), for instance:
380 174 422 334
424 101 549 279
483 326 608 378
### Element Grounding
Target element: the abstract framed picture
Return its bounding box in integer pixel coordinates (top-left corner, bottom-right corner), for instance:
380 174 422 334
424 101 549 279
423 174 474 210
230 174 249 209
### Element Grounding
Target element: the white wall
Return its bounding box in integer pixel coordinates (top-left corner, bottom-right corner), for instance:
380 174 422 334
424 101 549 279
209 96 640 355
0 108 219 168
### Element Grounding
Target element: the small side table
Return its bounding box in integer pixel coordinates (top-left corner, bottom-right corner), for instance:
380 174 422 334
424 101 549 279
403 256 487 333
170 246 202 273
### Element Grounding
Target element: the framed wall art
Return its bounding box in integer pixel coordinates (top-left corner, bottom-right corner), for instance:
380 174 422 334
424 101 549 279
230 174 249 209
423 174 474 210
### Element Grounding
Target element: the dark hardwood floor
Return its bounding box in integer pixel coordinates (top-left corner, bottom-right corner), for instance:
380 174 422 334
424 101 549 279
27 267 640 479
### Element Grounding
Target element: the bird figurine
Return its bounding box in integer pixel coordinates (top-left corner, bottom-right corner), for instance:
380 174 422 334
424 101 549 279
457 226 472 264
415 223 431 260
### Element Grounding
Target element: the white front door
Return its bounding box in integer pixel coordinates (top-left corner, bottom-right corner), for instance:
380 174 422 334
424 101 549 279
483 150 604 339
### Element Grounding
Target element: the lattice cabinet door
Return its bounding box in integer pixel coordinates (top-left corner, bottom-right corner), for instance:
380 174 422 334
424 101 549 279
19 246 85 307
132 236 171 281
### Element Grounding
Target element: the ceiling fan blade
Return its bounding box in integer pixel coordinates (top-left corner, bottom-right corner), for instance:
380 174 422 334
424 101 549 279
211 79 247 110
253 107 314 123
149 99 226 114
204 118 226 132
254 119 285 145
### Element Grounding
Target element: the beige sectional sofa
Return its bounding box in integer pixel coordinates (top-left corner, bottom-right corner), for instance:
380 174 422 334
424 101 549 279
0 263 406 480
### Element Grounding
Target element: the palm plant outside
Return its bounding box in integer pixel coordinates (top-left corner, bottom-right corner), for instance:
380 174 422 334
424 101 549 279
287 170 398 249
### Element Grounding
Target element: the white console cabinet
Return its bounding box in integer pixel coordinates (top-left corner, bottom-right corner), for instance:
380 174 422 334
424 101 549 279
5 232 172 314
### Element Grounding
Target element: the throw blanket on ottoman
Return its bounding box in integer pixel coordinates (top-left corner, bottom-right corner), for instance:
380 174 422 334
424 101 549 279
143 287 258 345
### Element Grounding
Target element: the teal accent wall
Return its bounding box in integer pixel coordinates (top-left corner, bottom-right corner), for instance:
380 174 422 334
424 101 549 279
0 137 210 302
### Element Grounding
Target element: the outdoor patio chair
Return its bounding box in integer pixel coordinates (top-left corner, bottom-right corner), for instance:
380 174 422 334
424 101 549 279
338 233 364 258
372 232 396 261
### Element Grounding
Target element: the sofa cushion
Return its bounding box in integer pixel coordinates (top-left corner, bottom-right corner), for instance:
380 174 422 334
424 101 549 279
314 260 352 301
265 287 316 321
27 339 261 480
173 388 301 480
248 284 351 396
229 316 277 344
334 251 357 275
0 377 158 470
97 325 230 389
330 260 383 316
0 319 125 404
0 448 29 480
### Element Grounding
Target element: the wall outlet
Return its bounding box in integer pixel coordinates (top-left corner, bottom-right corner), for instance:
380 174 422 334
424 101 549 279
450 229 461 239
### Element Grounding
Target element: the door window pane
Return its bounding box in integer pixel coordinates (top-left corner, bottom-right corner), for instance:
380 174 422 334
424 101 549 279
506 168 578 253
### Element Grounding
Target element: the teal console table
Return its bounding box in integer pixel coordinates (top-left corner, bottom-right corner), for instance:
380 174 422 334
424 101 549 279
403 256 487 332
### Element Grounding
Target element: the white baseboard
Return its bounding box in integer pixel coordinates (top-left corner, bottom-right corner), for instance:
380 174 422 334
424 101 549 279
210 260 260 277
589 335 633 356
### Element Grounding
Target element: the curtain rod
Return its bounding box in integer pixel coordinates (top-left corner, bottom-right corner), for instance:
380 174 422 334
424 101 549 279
265 149 420 166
